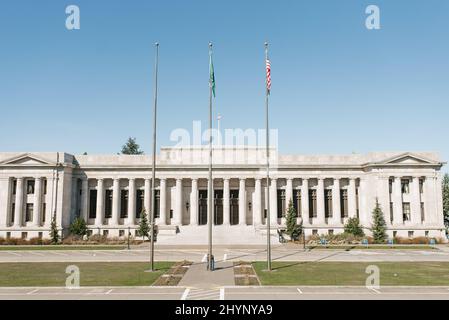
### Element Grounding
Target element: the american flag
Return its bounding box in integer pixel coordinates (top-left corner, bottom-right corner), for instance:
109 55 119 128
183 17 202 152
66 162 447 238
266 59 271 94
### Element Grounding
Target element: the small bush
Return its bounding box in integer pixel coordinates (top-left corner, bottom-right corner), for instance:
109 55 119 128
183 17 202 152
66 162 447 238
69 217 88 236
344 217 365 237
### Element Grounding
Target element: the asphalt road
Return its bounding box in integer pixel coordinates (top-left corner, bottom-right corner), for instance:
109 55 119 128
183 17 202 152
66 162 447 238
1 286 449 300
1 245 449 263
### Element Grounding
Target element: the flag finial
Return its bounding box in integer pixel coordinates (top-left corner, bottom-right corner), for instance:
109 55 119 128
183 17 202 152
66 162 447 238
155 42 159 47
265 41 268 48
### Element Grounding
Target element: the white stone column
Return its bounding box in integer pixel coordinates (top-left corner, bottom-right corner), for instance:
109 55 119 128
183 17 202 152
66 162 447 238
190 179 198 225
285 178 293 207
14 177 24 227
33 177 42 227
144 178 151 215
159 179 167 225
174 179 183 225
348 178 357 219
128 179 136 225
301 179 309 224
393 176 403 225
316 178 325 224
410 176 421 224
378 176 391 225
112 178 120 225
222 178 230 226
331 178 341 224
423 176 436 224
269 178 278 225
95 179 104 227
0 178 11 227
254 178 262 226
45 176 55 228
238 178 246 225
81 178 89 221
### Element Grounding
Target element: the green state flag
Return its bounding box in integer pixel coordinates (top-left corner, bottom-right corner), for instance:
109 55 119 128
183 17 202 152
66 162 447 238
209 55 215 97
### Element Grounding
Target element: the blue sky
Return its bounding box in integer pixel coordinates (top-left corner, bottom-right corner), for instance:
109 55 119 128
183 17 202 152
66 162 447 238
0 0 448 171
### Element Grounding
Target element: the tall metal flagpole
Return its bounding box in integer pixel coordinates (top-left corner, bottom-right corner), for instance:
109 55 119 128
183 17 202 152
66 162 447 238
265 42 272 272
207 42 214 271
149 42 159 272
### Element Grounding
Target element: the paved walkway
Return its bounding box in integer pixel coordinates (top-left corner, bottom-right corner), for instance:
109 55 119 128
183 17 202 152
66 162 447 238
178 261 235 289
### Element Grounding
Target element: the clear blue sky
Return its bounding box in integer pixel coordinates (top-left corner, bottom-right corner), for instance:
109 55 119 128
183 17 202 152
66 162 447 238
0 0 448 172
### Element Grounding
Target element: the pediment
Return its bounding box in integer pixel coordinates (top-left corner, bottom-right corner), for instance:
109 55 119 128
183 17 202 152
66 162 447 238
0 154 54 166
379 153 436 165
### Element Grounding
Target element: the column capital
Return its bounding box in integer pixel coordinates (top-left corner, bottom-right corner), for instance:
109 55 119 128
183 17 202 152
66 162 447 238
34 176 43 181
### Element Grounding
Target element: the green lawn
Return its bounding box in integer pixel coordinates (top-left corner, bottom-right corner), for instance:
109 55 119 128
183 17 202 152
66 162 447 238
0 245 127 251
0 262 173 287
253 261 449 286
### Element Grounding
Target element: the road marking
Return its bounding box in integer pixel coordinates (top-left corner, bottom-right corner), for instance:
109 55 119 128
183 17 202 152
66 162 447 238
105 289 113 295
220 288 225 300
181 288 190 300
201 254 207 262
27 289 39 295
297 288 303 294
7 252 21 256
223 254 227 261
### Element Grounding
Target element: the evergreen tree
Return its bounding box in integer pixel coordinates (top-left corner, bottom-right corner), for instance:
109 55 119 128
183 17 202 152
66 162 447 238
69 217 88 237
443 174 449 232
121 137 144 155
285 200 302 241
138 209 150 241
50 214 60 244
344 217 365 237
371 199 387 244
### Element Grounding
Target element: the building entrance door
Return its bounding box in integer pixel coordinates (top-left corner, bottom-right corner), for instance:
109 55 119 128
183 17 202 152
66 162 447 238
230 190 239 225
198 190 208 225
214 190 223 225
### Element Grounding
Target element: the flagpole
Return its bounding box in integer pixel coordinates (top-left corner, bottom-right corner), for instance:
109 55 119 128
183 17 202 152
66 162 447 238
265 42 272 272
207 42 214 271
149 42 159 272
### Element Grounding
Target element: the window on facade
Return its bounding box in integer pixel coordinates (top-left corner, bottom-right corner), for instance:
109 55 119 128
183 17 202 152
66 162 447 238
42 203 46 223
312 229 318 235
170 209 173 219
136 189 144 218
38 232 43 239
389 179 393 194
27 180 35 194
340 190 348 218
420 202 425 222
119 230 125 237
401 179 410 194
408 231 414 238
355 188 359 218
103 230 109 237
425 231 429 237
25 204 33 222
324 190 333 219
105 190 113 219
120 190 128 218
328 229 334 236
43 179 47 195
89 190 97 219
402 202 411 221
419 179 424 194
12 180 17 195
309 190 317 218
155 190 161 219
390 202 394 223
277 190 286 218
21 232 28 239
11 203 15 223
293 190 301 217
393 231 397 238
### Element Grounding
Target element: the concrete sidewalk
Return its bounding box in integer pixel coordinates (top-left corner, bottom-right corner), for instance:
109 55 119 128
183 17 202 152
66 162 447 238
178 261 235 288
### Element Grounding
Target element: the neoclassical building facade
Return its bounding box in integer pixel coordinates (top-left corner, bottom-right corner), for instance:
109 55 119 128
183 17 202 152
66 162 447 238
0 147 446 244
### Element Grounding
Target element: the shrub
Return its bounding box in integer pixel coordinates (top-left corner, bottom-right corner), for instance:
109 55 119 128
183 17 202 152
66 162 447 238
344 217 365 237
69 217 88 236
371 199 387 244
285 200 302 241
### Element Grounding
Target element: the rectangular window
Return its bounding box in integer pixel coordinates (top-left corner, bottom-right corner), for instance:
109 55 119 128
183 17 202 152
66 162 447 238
324 190 333 219
25 204 33 222
11 203 15 223
389 179 393 194
408 231 414 238
390 202 394 223
420 202 425 222
419 179 424 194
403 202 411 221
42 203 46 223
119 230 125 237
21 232 28 239
425 231 429 237
89 189 97 219
38 232 43 239
12 180 17 195
26 180 35 194
155 190 161 218
293 190 301 217
136 189 144 218
355 188 359 218
120 190 128 218
401 179 410 194
340 190 348 218
309 190 317 218
312 229 318 235
43 179 47 195
105 190 113 219
277 190 286 218
103 230 109 237
328 229 334 236
170 209 173 219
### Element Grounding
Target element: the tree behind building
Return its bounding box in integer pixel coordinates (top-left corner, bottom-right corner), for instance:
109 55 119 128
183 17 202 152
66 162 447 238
443 173 449 233
121 137 144 155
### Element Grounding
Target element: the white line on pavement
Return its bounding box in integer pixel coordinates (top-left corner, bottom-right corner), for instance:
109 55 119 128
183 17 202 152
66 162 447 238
6 252 21 256
27 289 39 295
220 288 225 300
297 288 303 294
105 289 113 295
370 288 381 294
181 288 190 300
